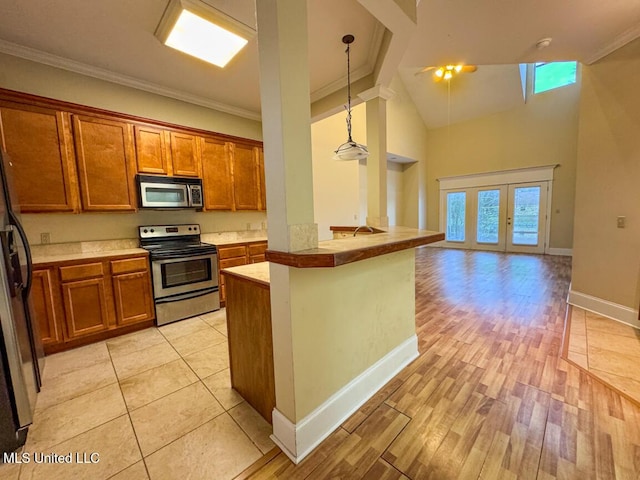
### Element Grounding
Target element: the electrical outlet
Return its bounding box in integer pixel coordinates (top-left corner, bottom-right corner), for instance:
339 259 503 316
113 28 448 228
617 216 626 229
40 233 51 244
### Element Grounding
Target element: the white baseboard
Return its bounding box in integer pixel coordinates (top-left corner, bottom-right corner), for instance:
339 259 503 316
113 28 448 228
547 247 573 256
270 334 419 464
568 289 640 328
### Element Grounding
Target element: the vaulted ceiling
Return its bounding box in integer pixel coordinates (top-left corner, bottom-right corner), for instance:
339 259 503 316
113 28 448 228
0 0 638 126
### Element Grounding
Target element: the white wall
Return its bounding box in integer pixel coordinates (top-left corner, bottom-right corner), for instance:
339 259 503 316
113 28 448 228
571 37 640 322
311 74 428 238
425 70 581 249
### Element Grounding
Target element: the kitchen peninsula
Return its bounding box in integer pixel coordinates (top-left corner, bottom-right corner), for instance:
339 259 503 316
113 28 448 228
222 226 444 458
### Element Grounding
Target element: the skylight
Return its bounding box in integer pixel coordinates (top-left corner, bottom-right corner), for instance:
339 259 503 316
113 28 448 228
533 61 578 94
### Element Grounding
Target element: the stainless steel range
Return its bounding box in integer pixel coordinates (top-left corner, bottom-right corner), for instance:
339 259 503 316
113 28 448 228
139 224 220 326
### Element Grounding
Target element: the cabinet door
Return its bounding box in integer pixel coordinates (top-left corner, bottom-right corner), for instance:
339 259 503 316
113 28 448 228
258 148 266 211
62 278 111 338
201 137 234 210
112 271 155 326
73 115 137 211
248 242 268 264
135 125 169 175
231 143 260 210
0 103 79 212
31 269 64 346
170 132 200 177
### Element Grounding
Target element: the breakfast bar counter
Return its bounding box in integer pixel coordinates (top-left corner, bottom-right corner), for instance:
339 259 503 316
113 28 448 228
265 226 444 268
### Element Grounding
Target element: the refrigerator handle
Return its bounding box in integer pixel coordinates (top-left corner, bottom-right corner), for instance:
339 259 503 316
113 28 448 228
8 211 32 297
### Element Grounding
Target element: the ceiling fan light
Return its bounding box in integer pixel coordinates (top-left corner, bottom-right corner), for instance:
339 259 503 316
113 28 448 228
444 71 453 80
435 68 444 77
334 141 369 161
454 65 463 73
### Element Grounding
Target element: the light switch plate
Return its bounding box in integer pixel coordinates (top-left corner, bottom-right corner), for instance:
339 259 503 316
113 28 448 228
617 216 626 228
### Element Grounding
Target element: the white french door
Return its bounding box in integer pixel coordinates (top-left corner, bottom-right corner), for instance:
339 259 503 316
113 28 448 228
506 182 548 254
441 181 549 254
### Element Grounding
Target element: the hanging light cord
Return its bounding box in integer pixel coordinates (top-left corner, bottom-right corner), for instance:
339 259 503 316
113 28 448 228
345 41 353 143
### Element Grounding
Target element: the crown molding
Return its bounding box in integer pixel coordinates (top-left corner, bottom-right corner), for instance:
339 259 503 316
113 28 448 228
358 84 395 102
584 23 640 65
0 39 262 121
309 22 386 103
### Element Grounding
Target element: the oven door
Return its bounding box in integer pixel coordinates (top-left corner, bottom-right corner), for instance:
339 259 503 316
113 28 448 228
151 253 218 298
140 181 189 208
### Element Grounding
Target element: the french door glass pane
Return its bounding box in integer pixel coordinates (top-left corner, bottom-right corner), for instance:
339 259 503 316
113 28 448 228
477 189 500 244
512 186 540 245
446 192 466 242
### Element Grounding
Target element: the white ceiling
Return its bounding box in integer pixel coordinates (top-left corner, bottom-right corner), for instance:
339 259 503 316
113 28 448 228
0 0 638 125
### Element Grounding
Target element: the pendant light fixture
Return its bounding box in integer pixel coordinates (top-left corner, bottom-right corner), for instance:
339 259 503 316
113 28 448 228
333 34 369 161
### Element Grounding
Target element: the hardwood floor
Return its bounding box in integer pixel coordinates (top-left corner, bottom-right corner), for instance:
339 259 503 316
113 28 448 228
244 248 640 479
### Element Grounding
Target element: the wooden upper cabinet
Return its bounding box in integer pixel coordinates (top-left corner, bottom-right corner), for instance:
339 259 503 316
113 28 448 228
72 115 137 211
0 102 79 212
201 136 234 210
134 125 169 175
232 143 260 210
170 132 200 177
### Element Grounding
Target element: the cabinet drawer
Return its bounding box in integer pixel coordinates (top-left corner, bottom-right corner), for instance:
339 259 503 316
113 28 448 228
218 246 247 260
111 257 148 275
219 257 247 269
59 262 104 282
248 242 267 256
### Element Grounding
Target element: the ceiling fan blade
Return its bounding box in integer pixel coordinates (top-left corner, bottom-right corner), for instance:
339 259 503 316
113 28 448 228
461 65 478 73
414 66 436 76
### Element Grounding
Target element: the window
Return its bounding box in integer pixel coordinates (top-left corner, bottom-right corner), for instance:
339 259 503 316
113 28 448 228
446 192 466 242
476 189 500 244
534 61 577 94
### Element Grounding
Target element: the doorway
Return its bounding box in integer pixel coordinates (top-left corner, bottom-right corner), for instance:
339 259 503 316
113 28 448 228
439 167 555 254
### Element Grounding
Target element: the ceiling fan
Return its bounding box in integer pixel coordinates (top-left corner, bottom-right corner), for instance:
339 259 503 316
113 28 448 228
416 64 478 81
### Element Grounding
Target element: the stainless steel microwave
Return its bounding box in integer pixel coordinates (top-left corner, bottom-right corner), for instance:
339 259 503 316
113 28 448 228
136 174 204 209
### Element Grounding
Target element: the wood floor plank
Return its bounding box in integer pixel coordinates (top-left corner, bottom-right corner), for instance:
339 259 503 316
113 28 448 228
245 249 640 479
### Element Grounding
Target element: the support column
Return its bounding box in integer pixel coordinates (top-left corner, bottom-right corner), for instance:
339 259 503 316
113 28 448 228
360 85 395 228
256 0 317 253
256 0 317 429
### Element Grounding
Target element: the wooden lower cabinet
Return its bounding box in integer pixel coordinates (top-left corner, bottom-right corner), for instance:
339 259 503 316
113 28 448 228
217 241 267 304
62 277 111 339
111 257 154 326
30 269 64 347
223 269 274 424
33 254 155 354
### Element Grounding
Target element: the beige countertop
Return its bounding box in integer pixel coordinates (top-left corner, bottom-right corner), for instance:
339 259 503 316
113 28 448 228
32 248 148 266
202 231 267 246
221 262 270 287
266 226 445 268
31 239 145 266
30 231 268 265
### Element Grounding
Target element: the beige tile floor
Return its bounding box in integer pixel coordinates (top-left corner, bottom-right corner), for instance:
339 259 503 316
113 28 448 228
1 309 274 480
567 306 640 403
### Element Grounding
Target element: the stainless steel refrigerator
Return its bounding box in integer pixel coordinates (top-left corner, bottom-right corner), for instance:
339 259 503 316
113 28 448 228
0 149 44 453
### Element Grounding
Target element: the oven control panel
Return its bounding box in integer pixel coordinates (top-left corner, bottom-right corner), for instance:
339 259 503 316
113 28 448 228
139 224 200 239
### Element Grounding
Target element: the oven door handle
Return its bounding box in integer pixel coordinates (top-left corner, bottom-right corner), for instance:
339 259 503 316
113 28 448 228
152 253 217 262
155 287 219 304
